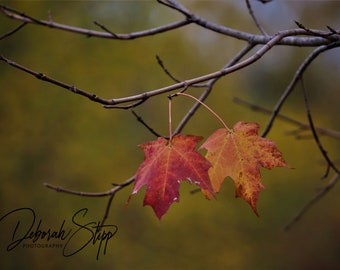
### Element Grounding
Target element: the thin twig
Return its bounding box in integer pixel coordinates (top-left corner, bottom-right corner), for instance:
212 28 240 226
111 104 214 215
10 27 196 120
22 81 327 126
156 55 181 83
245 0 268 36
44 183 114 197
99 193 116 227
131 110 162 138
0 21 26 40
295 21 335 39
43 176 135 197
45 176 134 227
300 77 340 176
93 21 118 38
261 41 340 137
104 98 148 109
233 97 340 140
284 173 339 231
156 54 206 87
157 0 192 17
0 55 115 105
44 176 135 227
327 25 339 35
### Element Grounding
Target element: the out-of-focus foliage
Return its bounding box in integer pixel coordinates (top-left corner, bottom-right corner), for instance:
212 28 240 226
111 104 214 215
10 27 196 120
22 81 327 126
0 1 339 269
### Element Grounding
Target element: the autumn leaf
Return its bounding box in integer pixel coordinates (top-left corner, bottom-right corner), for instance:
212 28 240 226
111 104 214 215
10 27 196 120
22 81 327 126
131 134 214 220
200 121 288 215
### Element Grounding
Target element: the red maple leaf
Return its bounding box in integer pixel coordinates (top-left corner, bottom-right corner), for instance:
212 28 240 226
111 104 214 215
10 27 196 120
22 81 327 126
131 134 214 219
200 121 288 215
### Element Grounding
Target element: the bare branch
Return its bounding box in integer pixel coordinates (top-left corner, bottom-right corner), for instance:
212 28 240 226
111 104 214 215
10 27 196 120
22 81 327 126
284 173 339 231
233 97 340 140
131 110 162 138
160 1 339 46
99 193 116 227
0 55 116 105
1 4 339 46
300 77 340 176
1 30 306 109
43 176 135 197
0 4 191 40
174 43 256 135
0 21 26 40
156 54 206 88
245 0 268 36
93 21 119 38
295 20 336 39
44 183 113 197
156 55 182 83
327 25 339 35
44 176 134 226
261 41 340 137
157 0 192 18
104 98 148 110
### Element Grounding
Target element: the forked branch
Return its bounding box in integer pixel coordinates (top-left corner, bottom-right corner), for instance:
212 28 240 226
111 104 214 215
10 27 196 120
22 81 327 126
1 3 339 46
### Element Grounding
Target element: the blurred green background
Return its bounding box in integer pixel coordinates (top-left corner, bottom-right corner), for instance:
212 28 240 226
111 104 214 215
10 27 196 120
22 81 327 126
0 1 339 269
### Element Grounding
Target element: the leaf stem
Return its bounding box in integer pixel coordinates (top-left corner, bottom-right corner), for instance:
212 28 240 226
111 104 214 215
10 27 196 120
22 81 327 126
176 92 230 131
168 96 173 141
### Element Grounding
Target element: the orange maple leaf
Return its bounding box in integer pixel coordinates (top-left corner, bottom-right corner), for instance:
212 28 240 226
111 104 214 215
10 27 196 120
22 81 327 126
200 121 288 215
131 134 214 220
